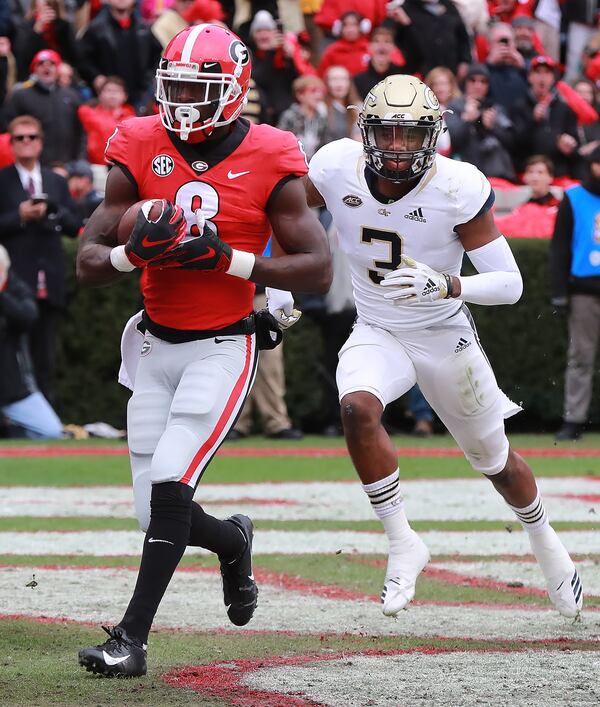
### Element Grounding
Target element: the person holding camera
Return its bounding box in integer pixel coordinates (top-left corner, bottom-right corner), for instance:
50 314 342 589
0 114 81 402
485 23 529 112
445 63 516 182
0 243 63 439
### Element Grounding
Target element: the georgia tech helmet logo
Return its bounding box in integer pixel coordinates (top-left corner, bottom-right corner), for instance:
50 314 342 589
424 86 440 110
229 40 249 66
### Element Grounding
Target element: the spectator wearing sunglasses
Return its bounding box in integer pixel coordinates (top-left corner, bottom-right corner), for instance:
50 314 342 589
0 115 81 402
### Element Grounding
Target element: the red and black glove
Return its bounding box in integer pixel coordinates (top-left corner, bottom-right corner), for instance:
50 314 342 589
125 200 187 268
150 211 232 272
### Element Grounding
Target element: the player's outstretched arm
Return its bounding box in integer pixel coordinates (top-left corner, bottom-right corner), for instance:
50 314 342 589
253 177 332 293
76 166 139 287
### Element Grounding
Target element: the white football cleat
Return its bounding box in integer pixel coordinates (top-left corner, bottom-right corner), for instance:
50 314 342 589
381 531 430 617
547 568 583 619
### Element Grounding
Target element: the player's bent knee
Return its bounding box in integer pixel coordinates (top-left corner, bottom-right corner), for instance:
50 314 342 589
341 392 383 435
464 425 510 476
150 480 194 520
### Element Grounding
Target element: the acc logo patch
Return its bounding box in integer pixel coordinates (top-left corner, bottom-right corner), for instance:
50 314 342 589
229 39 249 66
152 154 174 177
343 194 363 208
141 340 152 356
191 160 209 172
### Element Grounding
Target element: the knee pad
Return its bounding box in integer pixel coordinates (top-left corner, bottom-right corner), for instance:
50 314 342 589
150 481 194 523
465 425 510 476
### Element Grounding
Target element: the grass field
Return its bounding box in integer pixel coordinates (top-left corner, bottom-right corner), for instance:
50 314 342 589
0 434 599 706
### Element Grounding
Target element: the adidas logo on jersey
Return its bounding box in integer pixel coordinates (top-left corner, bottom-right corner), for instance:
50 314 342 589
422 278 440 297
404 207 426 223
455 337 472 353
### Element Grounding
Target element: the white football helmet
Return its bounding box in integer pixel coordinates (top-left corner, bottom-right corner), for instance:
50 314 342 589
358 74 443 182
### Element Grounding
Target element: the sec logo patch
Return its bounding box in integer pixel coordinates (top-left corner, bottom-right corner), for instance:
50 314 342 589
141 340 152 356
152 154 174 177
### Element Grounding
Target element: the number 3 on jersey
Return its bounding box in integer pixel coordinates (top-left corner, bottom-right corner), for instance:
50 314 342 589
176 181 220 236
361 226 403 285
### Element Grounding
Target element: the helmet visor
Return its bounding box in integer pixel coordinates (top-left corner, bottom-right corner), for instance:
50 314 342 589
369 124 433 154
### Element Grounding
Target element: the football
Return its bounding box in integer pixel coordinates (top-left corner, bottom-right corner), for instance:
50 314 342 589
117 199 166 245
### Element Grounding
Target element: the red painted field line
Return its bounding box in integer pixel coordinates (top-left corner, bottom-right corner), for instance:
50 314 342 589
1 446 600 458
161 642 600 705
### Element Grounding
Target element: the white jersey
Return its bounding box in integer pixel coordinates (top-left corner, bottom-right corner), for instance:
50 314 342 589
309 139 492 330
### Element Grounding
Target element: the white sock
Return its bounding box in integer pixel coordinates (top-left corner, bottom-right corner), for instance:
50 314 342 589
509 491 573 580
362 469 415 569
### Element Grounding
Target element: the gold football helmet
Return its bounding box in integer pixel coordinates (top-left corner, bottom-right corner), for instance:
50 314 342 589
358 74 443 182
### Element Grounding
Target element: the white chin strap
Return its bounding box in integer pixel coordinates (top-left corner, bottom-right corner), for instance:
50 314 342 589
175 106 201 141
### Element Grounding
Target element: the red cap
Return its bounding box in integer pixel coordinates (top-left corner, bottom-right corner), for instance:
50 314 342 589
530 55 557 71
30 49 62 73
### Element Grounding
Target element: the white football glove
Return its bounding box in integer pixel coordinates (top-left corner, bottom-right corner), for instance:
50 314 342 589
380 255 451 304
265 287 302 329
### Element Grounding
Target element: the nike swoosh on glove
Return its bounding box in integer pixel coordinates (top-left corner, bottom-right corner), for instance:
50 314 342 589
265 287 302 329
380 255 450 303
150 210 232 272
125 200 186 268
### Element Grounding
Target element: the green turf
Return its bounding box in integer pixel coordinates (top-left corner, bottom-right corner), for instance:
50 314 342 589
0 453 598 486
1 432 599 448
3 620 595 707
1 516 598 533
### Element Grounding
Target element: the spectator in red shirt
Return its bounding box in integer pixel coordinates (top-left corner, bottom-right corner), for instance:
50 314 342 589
318 11 371 78
78 75 135 165
315 0 388 36
495 154 561 238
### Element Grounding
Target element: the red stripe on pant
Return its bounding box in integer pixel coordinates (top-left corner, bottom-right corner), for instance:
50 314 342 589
180 335 253 485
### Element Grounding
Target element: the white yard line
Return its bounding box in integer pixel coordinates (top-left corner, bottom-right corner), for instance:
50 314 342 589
1 567 597 642
1 478 598 521
242 652 600 707
434 559 600 596
0 529 597 557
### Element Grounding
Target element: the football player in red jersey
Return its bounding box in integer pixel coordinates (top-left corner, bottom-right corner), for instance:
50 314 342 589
76 24 331 677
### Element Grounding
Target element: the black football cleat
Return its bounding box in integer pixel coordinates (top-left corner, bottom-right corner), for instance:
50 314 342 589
78 625 147 677
220 514 259 626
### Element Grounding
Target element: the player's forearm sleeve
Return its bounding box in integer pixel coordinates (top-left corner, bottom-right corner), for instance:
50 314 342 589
459 237 523 305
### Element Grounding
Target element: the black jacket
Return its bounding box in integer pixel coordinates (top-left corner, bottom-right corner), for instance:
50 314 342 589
0 272 38 406
13 19 80 82
353 62 406 100
3 80 83 164
384 0 471 76
0 165 82 308
510 89 580 177
77 8 162 107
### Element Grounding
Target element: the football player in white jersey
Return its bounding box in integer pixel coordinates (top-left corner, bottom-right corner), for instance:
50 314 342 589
305 74 583 620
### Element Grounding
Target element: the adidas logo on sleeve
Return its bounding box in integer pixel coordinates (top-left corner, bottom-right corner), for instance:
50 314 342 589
404 207 426 223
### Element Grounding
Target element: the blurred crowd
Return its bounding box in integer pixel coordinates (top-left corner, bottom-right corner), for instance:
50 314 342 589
1 0 600 439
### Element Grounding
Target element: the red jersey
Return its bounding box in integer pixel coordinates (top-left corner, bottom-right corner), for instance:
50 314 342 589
105 115 308 330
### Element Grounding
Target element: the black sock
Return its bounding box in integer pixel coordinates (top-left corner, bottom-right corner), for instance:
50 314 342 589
188 501 246 560
119 482 193 644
